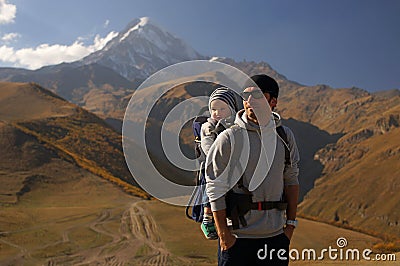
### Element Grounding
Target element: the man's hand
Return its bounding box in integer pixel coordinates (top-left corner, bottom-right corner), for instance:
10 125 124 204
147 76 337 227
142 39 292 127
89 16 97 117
283 225 295 240
213 209 236 251
219 232 236 251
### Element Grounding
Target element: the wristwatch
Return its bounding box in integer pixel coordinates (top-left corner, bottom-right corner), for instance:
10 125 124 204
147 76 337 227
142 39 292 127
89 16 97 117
286 219 298 228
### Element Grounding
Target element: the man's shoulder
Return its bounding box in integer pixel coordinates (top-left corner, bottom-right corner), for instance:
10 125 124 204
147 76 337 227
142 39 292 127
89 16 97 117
279 125 295 136
277 124 297 146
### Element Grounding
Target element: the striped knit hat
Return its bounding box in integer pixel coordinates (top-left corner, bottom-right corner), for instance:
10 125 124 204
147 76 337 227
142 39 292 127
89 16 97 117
208 87 240 114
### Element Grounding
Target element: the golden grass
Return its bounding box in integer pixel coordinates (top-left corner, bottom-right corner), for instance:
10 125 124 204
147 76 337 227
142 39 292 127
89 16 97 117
0 82 76 121
1 82 148 200
0 160 141 265
142 200 217 265
0 165 394 265
68 227 114 249
9 113 149 200
142 200 383 265
373 240 400 253
299 127 400 241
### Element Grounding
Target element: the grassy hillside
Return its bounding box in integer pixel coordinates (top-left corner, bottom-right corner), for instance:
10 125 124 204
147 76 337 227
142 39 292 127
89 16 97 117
276 83 400 240
0 159 147 265
0 81 154 264
299 127 400 239
0 82 147 198
5 64 141 119
278 85 399 134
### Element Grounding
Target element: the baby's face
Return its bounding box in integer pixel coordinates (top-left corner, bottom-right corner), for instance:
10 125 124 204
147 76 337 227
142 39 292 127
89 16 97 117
210 99 231 121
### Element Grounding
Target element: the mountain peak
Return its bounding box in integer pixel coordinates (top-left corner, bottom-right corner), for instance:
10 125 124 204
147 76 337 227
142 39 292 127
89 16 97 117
119 17 156 42
125 17 151 29
80 17 204 80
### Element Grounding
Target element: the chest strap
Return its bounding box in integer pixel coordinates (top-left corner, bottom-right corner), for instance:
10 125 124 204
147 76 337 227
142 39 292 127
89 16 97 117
251 201 287 211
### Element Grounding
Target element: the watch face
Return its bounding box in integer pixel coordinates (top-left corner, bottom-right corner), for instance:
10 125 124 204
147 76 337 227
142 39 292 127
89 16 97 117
287 220 298 227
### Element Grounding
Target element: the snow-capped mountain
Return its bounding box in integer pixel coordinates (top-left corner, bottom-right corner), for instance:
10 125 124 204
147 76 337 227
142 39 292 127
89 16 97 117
78 17 204 80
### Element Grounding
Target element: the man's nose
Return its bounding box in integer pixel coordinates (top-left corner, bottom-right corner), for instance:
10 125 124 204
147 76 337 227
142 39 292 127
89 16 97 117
247 94 256 105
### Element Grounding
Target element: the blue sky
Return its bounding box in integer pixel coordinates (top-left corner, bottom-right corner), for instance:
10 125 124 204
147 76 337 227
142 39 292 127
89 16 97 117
0 0 399 92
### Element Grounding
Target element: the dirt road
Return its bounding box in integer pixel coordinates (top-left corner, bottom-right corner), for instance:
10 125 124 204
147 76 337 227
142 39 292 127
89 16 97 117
0 201 188 265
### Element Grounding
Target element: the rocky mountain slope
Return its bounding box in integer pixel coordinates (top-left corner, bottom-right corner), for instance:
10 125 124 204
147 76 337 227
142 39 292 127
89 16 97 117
0 82 147 202
289 86 400 239
1 63 141 119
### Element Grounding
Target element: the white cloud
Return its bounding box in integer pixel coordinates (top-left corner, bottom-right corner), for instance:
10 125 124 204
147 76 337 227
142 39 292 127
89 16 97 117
0 45 16 63
104 19 110 28
15 42 93 69
1 32 20 42
0 31 118 69
93 31 117 50
0 0 16 24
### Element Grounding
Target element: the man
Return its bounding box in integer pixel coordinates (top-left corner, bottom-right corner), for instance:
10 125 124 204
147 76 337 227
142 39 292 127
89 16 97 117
205 74 300 265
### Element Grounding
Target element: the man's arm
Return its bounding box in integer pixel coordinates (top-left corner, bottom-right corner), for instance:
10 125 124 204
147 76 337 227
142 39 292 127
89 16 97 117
213 209 236 251
283 184 299 239
282 127 300 239
205 131 236 250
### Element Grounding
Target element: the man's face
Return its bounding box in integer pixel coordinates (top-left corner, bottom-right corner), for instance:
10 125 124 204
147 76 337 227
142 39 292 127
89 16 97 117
241 87 276 124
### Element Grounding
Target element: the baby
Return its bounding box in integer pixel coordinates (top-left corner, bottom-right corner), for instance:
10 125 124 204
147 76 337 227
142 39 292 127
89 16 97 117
200 87 240 240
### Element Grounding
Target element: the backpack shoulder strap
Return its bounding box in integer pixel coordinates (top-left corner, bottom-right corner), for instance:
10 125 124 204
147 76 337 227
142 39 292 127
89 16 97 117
193 115 209 160
276 126 291 165
227 124 251 195
193 115 209 141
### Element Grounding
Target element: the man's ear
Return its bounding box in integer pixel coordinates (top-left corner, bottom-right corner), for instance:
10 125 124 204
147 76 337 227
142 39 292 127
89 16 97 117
268 97 277 111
